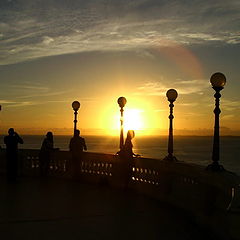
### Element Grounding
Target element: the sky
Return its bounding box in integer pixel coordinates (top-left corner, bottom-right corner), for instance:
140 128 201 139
0 0 240 136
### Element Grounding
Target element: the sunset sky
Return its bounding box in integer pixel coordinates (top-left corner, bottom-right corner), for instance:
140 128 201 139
0 0 239 136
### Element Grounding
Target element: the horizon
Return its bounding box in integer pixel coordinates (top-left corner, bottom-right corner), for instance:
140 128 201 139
1 127 240 137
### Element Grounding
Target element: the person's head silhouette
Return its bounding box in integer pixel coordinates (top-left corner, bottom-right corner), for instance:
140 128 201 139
127 130 135 140
74 129 80 137
8 128 15 136
46 132 53 141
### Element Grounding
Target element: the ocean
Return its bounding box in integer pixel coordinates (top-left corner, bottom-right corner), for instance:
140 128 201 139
1 135 240 175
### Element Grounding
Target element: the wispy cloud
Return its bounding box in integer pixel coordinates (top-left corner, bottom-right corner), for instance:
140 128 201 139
0 99 63 108
222 114 235 119
0 0 239 65
8 101 35 107
0 96 100 109
176 80 210 95
222 99 240 111
4 82 72 99
178 103 200 107
11 84 49 91
0 100 17 104
135 78 210 96
42 36 54 45
16 90 70 99
0 99 35 108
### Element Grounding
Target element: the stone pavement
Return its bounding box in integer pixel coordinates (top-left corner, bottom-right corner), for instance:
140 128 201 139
0 176 215 240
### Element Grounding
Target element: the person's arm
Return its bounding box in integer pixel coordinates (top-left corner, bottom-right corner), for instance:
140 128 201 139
133 153 141 157
129 141 140 157
83 139 87 151
48 141 54 149
42 138 53 151
15 133 23 144
69 139 73 152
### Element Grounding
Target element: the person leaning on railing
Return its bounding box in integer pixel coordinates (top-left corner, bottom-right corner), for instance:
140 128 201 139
117 130 140 189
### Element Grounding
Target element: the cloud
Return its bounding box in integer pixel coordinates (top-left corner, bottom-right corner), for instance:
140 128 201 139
0 0 239 65
0 95 100 109
176 79 210 95
135 78 210 96
0 98 62 108
0 99 35 107
16 91 68 99
0 100 16 104
179 32 240 45
11 84 49 91
0 82 73 101
135 82 168 96
42 36 54 45
8 101 35 107
222 114 235 119
222 99 240 111
178 103 200 107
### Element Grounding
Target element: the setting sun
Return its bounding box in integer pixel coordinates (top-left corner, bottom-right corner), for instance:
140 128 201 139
124 109 144 131
100 107 145 136
98 95 167 137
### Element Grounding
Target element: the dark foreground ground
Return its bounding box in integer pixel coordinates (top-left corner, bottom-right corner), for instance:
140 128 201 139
0 176 215 240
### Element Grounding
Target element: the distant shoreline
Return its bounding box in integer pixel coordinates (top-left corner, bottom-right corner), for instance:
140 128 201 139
1 134 240 137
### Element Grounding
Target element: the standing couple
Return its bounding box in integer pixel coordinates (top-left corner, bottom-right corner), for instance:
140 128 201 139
39 129 87 177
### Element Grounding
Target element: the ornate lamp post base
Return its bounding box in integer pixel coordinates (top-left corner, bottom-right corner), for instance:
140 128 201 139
206 162 225 172
163 154 178 162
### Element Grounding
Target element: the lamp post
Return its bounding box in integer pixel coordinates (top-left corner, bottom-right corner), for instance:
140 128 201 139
72 101 80 135
117 96 127 150
207 72 226 171
164 89 178 161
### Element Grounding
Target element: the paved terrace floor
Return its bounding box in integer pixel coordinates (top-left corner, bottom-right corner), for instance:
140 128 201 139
0 176 215 240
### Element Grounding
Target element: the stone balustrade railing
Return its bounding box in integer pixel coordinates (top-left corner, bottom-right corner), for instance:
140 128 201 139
0 149 240 240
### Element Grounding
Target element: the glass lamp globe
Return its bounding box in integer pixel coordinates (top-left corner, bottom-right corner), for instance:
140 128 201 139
210 72 226 88
72 101 80 111
166 89 178 101
117 97 127 108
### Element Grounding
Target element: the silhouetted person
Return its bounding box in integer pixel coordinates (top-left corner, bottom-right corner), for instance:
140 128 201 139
39 132 56 176
118 130 139 189
4 128 23 182
69 129 87 179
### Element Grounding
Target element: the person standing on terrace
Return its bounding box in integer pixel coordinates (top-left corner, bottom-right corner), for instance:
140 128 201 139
39 132 57 176
69 129 87 179
4 128 24 182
